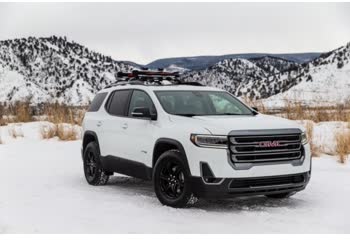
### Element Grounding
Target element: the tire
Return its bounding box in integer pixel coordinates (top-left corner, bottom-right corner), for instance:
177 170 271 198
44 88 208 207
153 150 196 208
265 192 295 199
83 141 109 186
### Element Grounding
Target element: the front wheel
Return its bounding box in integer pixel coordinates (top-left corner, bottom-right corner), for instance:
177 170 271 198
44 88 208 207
153 150 196 208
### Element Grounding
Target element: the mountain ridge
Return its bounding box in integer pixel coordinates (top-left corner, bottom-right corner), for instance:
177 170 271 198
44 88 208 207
145 52 322 71
0 35 348 106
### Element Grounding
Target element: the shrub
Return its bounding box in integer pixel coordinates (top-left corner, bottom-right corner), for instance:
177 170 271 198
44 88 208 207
42 102 87 125
14 101 33 122
56 124 79 141
335 130 350 163
305 121 320 157
40 124 57 139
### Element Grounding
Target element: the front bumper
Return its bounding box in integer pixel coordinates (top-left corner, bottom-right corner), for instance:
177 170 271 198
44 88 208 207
189 171 311 199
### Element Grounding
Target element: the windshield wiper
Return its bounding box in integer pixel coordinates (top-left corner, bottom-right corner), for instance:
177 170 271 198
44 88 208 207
220 113 244 115
174 113 198 117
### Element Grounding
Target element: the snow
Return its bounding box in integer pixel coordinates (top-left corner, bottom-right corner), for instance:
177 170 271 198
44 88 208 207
0 122 349 233
297 120 350 154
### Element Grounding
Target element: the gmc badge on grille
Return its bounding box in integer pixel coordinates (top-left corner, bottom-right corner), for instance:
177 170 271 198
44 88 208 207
259 141 282 147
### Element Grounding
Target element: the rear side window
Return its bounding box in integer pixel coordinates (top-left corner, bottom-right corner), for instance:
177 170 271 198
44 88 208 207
88 92 108 112
106 90 131 116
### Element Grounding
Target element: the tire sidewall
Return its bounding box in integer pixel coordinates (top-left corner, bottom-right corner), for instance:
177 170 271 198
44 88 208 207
83 142 108 185
153 150 193 208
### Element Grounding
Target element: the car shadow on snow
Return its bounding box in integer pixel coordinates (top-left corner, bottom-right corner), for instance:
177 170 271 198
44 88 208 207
107 176 307 212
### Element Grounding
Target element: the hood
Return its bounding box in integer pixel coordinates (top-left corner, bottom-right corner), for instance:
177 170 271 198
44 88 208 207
169 114 303 135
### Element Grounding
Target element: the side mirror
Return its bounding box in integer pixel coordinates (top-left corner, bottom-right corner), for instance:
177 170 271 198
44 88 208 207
131 107 157 120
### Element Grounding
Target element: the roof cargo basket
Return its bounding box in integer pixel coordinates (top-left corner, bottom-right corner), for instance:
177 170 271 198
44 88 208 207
104 70 203 88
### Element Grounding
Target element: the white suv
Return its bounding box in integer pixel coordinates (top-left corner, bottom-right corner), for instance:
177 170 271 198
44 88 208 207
82 70 311 208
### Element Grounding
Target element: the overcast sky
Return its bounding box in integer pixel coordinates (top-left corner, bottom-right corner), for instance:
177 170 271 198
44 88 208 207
0 2 350 64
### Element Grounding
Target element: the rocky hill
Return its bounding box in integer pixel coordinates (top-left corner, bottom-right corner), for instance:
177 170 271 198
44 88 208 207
182 42 350 106
0 36 134 105
0 36 349 107
264 43 350 107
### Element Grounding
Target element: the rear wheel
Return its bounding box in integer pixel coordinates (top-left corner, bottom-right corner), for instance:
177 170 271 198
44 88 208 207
83 142 109 186
153 150 196 208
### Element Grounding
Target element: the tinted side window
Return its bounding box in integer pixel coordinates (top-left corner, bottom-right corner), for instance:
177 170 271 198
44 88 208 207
88 92 108 112
107 90 131 116
128 90 155 116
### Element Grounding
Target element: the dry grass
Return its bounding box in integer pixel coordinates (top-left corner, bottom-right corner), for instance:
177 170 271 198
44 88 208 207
15 101 33 122
42 103 86 125
244 98 350 123
241 96 268 114
335 130 350 163
0 101 86 126
40 123 80 141
40 124 57 139
0 132 3 144
277 100 350 122
305 121 320 157
56 124 78 141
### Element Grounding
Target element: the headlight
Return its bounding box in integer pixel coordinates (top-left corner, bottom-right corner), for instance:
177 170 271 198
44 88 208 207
301 132 308 145
190 134 228 148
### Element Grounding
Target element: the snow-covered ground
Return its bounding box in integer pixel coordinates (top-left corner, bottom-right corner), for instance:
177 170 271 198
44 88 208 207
0 122 349 233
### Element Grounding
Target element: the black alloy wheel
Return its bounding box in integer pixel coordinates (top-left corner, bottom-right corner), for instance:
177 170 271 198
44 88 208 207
159 161 185 199
153 150 196 208
85 150 97 182
83 142 109 186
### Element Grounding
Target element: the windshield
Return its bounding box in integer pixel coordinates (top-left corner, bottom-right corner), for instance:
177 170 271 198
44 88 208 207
155 91 254 116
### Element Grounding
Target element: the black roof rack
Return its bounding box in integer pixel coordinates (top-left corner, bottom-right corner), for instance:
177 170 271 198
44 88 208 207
104 70 204 89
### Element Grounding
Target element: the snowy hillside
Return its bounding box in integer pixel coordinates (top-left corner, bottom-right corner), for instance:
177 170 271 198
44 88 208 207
182 58 274 99
264 43 350 107
183 42 350 105
0 36 349 107
182 56 302 99
0 36 135 105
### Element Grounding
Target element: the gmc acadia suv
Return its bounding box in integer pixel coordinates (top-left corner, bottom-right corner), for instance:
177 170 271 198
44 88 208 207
81 70 311 208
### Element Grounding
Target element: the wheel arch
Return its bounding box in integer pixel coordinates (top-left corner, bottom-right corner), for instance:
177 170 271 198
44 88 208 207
82 131 100 154
152 138 191 175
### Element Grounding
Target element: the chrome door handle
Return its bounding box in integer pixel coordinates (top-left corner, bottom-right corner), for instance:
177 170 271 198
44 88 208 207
96 121 102 127
122 123 128 129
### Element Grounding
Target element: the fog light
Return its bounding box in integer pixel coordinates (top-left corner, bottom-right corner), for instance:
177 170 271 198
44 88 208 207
203 177 223 184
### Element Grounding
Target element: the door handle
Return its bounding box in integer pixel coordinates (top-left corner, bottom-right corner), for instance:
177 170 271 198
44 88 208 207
122 123 128 129
96 121 102 127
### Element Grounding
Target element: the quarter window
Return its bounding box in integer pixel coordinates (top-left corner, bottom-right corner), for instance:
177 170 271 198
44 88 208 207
88 92 108 112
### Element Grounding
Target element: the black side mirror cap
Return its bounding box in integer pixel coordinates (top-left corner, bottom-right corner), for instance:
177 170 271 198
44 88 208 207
251 107 259 112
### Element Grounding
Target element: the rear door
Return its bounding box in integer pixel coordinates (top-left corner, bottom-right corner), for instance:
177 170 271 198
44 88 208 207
99 89 132 158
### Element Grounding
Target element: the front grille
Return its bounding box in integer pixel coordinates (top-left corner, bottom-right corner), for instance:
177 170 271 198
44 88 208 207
229 174 305 189
229 130 304 163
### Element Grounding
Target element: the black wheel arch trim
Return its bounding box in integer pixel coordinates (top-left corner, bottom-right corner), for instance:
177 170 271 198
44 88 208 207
82 131 100 159
153 138 192 176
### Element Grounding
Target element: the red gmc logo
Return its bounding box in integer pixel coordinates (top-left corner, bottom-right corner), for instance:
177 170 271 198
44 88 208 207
259 141 281 147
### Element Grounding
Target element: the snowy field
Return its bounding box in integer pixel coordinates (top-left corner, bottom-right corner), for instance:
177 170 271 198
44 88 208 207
0 123 349 233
